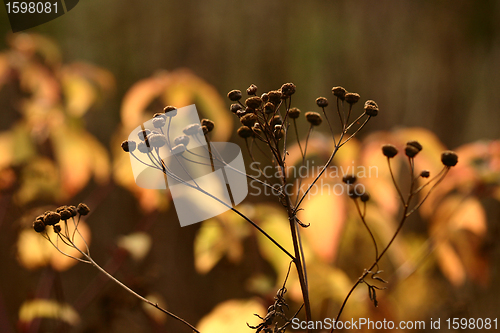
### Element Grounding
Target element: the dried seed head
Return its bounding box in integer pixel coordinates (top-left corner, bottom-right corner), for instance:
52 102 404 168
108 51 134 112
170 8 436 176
202 126 209 135
246 84 258 95
153 117 166 128
237 126 253 138
316 97 328 108
33 220 46 233
153 113 166 119
267 90 282 104
332 86 347 100
360 192 370 202
149 134 167 148
174 135 190 146
163 106 178 117
382 144 398 158
264 102 275 114
342 174 357 185
59 209 72 220
201 119 215 132
44 211 61 226
274 125 284 139
77 203 90 216
137 141 153 153
240 113 258 127
441 151 458 167
236 110 246 118
183 123 202 136
364 100 379 117
345 93 360 104
138 129 151 141
36 214 45 221
347 186 361 199
407 140 423 152
420 170 430 178
405 145 419 158
230 103 242 113
305 111 323 126
227 90 242 101
288 107 301 119
53 225 62 234
171 144 186 155
280 82 296 96
252 123 262 136
67 206 77 217
121 140 136 153
245 96 262 109
261 93 269 103
270 115 282 127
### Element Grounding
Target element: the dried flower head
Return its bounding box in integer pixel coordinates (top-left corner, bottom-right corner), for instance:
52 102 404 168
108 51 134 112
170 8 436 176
382 144 398 158
201 119 215 132
261 93 269 103
441 151 458 167
245 96 262 109
270 115 282 127
420 170 430 178
33 220 46 233
405 145 419 158
237 126 253 138
305 112 323 126
148 134 167 148
137 141 153 153
53 225 62 234
183 124 202 136
153 117 166 128
230 103 242 113
67 206 77 217
240 113 258 127
247 84 258 95
332 86 347 100
407 140 423 152
138 129 151 141
360 192 370 202
60 209 72 220
174 135 190 146
171 144 186 155
280 83 296 96
267 90 282 104
228 90 242 101
44 211 61 226
288 107 301 119
163 106 178 117
77 203 90 216
121 140 136 153
345 93 360 104
264 102 275 114
364 100 379 117
316 97 328 108
342 174 357 185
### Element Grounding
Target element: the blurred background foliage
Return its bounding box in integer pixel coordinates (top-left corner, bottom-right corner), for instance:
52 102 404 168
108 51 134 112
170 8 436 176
0 1 499 332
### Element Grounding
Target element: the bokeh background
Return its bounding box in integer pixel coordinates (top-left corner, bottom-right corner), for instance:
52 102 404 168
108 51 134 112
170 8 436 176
0 1 499 332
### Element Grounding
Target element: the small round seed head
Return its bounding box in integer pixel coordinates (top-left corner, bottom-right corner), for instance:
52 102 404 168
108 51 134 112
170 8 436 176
316 97 328 108
407 140 423 152
240 113 258 127
36 214 45 221
149 134 167 148
270 115 282 127
44 211 61 226
183 123 202 136
252 123 262 135
245 96 262 109
267 90 282 104
121 140 136 153
360 192 370 202
153 113 166 119
264 102 275 114
280 82 296 96
237 126 253 138
163 106 178 117
33 220 46 233
67 205 77 217
305 111 323 126
288 107 301 119
174 135 190 146
202 126 209 135
382 144 398 158
332 86 347 100
345 92 361 104
230 103 242 113
261 93 269 103
274 126 284 139
77 203 90 216
245 106 255 114
236 110 246 118
441 151 458 167
55 206 66 213
228 90 242 101
342 174 357 185
420 170 430 178
153 117 166 128
171 144 186 155
347 186 361 199
201 119 215 132
53 225 62 234
246 84 258 95
138 129 151 141
137 141 153 153
364 100 379 117
59 209 72 220
405 145 419 158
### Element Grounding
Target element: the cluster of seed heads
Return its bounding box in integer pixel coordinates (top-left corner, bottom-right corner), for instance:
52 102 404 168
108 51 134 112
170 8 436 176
33 203 90 233
382 142 458 167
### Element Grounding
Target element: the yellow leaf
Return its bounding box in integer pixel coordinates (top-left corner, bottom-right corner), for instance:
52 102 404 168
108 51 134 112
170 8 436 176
19 299 79 325
62 72 97 117
117 232 152 262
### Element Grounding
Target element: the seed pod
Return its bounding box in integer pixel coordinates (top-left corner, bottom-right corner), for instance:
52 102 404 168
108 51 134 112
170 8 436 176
153 113 166 119
364 100 379 117
237 126 253 138
407 140 422 152
153 117 166 128
36 214 45 221
288 107 301 119
202 126 209 135
246 84 258 95
138 141 153 153
360 192 370 202
183 123 202 136
44 211 61 226
342 174 357 185
138 129 151 141
252 123 262 135
280 82 296 96
347 185 361 199
316 97 328 108
240 113 258 127
171 144 186 155
149 134 167 148
264 102 275 114
305 111 323 126
60 209 72 220
245 96 262 109
382 144 398 158
227 90 242 101
405 145 419 158
77 203 90 216
201 119 215 132
274 125 284 139
174 135 190 146
420 170 430 178
267 90 282 104
33 220 46 233
441 151 458 167
332 86 347 100
121 140 136 152
163 106 178 117
270 115 282 127
261 93 269 103
345 93 360 104
53 225 62 234
236 110 246 118
230 103 242 113
67 206 77 217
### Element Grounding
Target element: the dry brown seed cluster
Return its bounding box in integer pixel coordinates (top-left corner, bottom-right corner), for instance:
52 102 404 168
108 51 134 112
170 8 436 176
33 203 90 233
